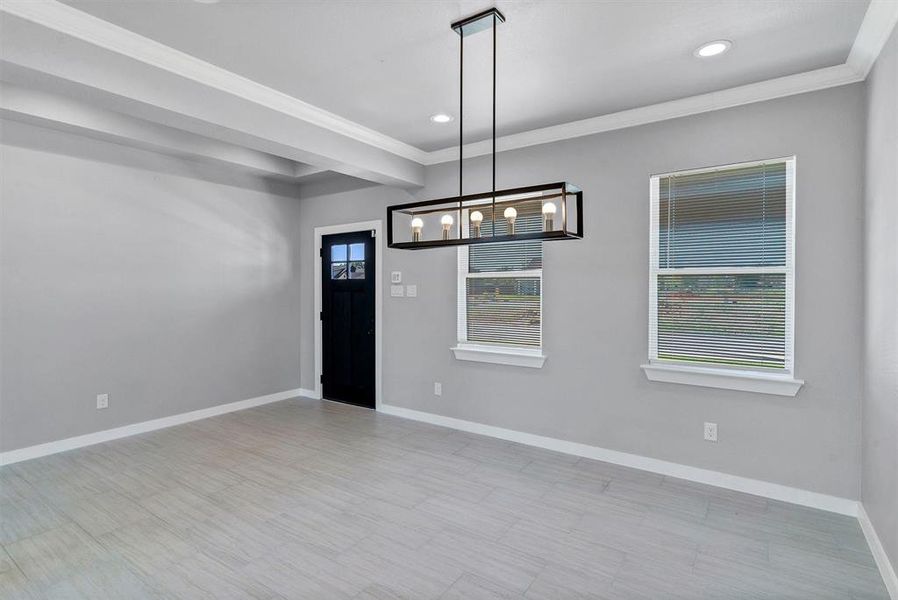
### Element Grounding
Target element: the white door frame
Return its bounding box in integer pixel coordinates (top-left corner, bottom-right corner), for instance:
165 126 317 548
314 219 383 410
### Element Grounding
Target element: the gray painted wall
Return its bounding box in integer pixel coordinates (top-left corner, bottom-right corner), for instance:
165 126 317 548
298 84 866 499
0 124 303 451
862 26 898 573
0 80 872 505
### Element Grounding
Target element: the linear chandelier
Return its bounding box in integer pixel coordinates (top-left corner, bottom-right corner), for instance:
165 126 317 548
387 8 584 249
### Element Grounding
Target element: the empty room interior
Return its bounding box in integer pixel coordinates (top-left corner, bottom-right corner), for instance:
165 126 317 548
1 0 897 598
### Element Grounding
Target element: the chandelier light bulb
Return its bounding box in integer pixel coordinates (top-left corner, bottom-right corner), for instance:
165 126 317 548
411 217 424 242
542 202 557 231
470 210 484 238
441 214 454 240
504 206 517 235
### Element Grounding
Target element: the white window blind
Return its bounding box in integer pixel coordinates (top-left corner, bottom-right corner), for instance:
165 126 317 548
458 204 543 349
649 158 795 373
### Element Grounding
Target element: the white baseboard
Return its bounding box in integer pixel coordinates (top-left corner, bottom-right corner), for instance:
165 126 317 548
0 390 863 519
300 387 322 400
0 388 307 466
859 503 898 599
2 392 884 579
378 403 859 517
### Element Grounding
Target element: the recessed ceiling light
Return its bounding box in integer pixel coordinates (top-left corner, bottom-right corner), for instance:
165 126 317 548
694 40 732 58
430 113 454 124
193 0 220 4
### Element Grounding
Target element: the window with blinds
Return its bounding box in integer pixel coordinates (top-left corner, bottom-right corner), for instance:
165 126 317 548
649 158 795 373
458 204 543 348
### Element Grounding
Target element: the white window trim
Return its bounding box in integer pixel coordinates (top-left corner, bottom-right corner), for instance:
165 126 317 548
454 231 546 368
640 363 803 396
644 156 803 396
451 343 546 368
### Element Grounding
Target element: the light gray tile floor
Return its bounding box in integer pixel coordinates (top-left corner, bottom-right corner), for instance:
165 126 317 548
0 398 888 599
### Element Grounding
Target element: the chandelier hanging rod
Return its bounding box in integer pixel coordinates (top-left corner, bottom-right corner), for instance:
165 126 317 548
451 8 505 203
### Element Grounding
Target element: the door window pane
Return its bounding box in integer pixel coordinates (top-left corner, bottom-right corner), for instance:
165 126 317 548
331 244 347 262
349 243 365 261
349 261 366 279
331 263 347 279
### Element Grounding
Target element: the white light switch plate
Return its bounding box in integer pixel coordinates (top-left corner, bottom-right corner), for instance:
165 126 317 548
96 394 109 410
391 271 402 284
390 285 404 297
704 422 718 442
406 285 417 297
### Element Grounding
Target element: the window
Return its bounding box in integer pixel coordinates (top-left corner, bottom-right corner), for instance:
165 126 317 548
643 157 803 396
452 204 545 368
330 243 365 280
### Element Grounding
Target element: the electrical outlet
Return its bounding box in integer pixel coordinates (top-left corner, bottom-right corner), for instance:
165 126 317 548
434 382 442 396
96 393 109 410
704 422 718 442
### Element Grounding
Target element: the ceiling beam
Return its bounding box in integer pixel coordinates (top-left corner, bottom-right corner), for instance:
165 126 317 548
0 83 317 180
0 6 424 187
293 163 329 179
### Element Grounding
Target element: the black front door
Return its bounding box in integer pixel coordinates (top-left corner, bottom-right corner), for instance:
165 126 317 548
321 231 375 408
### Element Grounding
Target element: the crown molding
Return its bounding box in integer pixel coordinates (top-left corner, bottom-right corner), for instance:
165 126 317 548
426 1 894 163
847 0 898 78
0 0 429 165
2 0 893 169
424 63 863 164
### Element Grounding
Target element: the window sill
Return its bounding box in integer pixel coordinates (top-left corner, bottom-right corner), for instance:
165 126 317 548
640 363 803 396
451 344 546 368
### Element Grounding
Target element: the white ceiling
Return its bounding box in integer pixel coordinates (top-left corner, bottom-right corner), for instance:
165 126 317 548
57 0 870 152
